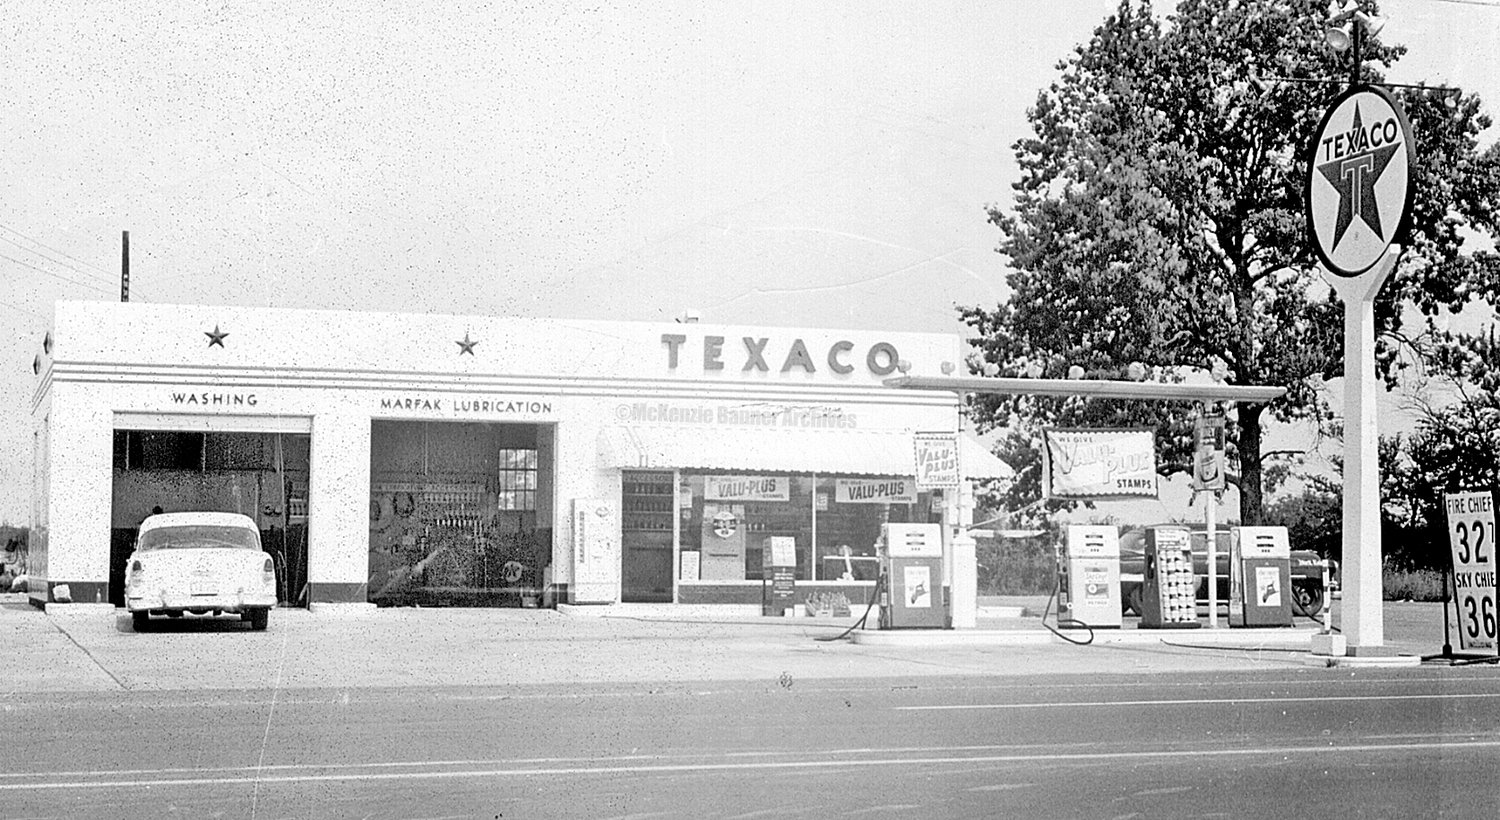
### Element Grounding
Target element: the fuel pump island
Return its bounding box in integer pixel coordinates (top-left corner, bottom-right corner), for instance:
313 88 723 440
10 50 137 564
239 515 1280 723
877 375 1303 639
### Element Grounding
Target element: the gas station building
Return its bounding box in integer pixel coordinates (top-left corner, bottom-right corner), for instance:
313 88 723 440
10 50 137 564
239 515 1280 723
28 301 1012 618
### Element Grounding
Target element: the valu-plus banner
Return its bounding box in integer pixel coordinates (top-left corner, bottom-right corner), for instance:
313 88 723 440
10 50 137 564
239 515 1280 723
1042 428 1157 499
913 432 960 490
705 475 790 502
835 478 917 504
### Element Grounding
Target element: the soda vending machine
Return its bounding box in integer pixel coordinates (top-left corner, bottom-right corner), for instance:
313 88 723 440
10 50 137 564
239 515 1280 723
1059 525 1122 629
878 523 945 629
1139 526 1202 629
1229 526 1293 628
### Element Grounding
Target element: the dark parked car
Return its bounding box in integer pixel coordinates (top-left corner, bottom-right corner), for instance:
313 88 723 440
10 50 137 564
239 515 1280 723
1118 527 1333 618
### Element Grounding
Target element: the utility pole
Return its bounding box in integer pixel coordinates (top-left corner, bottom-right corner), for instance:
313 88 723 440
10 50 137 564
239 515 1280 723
120 230 130 302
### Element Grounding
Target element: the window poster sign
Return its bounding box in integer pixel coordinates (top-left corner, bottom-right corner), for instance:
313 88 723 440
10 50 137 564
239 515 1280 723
680 550 700 581
835 478 917 504
765 536 797 568
1445 491 1498 653
705 475 789 502
913 432 960 490
1042 428 1158 498
903 565 932 608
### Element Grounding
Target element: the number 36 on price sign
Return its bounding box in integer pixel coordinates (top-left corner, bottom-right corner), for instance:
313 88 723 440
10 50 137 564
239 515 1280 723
1444 491 1498 653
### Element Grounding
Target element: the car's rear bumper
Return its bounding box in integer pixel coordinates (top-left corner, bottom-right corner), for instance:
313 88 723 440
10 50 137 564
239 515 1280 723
126 591 277 613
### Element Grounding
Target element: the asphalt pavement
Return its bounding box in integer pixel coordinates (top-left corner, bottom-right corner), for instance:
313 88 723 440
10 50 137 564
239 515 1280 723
0 593 1468 695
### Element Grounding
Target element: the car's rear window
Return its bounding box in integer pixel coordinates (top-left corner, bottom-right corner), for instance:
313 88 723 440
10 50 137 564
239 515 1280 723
138 525 260 551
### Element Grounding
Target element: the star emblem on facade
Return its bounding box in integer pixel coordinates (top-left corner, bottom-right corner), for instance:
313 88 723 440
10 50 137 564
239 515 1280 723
205 326 229 348
456 332 478 355
1316 103 1399 251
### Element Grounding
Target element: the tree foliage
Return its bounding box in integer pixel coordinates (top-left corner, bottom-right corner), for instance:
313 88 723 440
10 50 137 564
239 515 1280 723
963 0 1500 525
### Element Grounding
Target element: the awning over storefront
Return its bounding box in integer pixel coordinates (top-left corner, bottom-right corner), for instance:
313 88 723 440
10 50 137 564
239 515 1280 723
960 434 1015 480
600 426 1014 480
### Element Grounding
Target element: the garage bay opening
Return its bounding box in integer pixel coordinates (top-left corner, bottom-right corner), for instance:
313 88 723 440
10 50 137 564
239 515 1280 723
368 421 554 607
110 430 311 608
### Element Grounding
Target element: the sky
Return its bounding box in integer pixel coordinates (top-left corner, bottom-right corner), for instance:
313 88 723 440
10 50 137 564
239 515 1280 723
3 0 1498 526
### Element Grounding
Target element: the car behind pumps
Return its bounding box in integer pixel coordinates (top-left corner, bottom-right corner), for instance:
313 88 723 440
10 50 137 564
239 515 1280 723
1118 527 1333 619
124 512 277 631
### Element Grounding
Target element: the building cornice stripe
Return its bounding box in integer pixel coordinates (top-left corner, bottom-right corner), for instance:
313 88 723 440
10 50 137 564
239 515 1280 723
45 363 958 409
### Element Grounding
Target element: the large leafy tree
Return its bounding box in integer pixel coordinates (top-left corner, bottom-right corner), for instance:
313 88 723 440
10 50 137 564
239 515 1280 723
963 0 1500 525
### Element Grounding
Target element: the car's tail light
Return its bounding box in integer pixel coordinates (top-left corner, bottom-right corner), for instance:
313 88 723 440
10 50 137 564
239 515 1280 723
263 558 275 577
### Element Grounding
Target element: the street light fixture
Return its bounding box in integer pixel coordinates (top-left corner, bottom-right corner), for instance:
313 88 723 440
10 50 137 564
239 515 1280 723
1324 1 1388 84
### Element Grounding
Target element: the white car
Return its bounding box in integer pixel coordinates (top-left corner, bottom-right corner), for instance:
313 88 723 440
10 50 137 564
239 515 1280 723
124 512 277 631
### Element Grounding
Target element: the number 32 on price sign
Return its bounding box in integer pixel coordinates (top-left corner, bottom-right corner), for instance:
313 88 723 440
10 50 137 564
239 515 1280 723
1444 491 1498 653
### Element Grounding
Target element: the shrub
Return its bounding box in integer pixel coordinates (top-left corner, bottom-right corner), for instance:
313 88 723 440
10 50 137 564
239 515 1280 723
1383 567 1446 602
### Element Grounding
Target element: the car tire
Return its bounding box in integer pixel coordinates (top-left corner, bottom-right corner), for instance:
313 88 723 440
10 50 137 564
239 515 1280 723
131 611 150 632
247 608 269 631
1293 584 1325 618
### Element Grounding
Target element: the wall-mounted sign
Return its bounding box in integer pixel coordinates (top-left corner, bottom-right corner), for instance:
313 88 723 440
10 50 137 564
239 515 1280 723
705 475 789 502
1305 84 1415 278
1042 428 1157 498
613 401 857 428
835 478 917 504
913 432 960 490
661 334 901 376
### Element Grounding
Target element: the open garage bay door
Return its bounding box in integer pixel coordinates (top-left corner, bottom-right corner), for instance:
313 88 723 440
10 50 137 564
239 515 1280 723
110 414 312 608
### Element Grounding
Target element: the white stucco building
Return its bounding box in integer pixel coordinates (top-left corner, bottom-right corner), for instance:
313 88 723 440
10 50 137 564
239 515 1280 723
29 301 1010 622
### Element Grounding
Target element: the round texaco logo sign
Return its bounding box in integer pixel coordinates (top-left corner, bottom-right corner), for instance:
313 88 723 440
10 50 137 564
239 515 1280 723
1304 84 1414 278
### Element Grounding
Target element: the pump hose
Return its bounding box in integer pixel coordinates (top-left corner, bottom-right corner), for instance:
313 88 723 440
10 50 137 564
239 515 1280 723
1041 575 1096 646
816 571 886 642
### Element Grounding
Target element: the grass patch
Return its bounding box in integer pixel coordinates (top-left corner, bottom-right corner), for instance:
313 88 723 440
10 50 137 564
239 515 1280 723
1383 567 1447 602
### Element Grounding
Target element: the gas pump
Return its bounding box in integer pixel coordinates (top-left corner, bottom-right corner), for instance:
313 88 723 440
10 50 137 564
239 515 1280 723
1229 526 1293 628
1058 525 1122 629
1139 526 1202 630
878 523 945 629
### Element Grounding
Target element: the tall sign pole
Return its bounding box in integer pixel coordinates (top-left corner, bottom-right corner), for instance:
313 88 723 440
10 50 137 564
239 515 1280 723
1305 83 1415 655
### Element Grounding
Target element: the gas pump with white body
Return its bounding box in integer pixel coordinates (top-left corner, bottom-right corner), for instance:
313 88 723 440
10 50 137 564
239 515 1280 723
878 523 945 629
1059 525 1122 629
1229 526 1294 627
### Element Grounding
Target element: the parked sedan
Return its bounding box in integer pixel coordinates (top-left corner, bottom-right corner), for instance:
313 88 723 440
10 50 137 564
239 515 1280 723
1118 527 1333 618
124 512 277 631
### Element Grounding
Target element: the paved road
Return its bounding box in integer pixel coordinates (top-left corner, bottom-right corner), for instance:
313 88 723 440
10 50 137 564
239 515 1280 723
5 667 1500 819
2 597 1492 818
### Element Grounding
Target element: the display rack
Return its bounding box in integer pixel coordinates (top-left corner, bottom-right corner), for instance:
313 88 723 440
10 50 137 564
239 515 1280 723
623 472 674 532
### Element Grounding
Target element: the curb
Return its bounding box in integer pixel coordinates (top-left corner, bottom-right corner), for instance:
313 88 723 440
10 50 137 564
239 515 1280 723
852 625 1326 649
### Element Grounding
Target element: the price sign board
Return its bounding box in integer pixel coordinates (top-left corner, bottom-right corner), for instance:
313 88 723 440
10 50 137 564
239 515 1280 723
1444 491 1498 653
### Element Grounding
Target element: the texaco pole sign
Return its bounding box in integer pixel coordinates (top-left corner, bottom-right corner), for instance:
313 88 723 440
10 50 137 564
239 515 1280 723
1306 83 1415 653
1305 84 1415 276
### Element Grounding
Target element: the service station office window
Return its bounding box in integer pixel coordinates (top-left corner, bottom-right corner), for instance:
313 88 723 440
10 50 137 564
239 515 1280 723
675 472 937 582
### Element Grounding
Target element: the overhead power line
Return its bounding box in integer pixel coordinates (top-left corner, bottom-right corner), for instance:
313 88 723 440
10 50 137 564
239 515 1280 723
0 251 115 295
0 224 116 286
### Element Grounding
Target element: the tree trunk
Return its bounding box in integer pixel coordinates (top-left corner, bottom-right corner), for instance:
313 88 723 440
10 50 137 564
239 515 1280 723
1236 403 1265 525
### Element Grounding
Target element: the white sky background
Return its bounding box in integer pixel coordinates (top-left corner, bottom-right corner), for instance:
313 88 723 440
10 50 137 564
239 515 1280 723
2 1 1497 525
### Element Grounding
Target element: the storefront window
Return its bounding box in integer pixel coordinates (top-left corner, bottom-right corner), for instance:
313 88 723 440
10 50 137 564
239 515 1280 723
673 472 937 582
